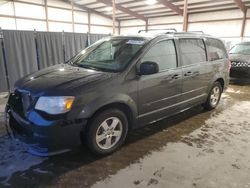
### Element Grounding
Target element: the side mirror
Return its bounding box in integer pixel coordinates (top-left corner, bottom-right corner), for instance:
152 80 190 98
138 61 159 75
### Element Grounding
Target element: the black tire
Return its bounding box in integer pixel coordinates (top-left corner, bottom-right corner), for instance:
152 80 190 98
203 81 222 110
86 108 128 155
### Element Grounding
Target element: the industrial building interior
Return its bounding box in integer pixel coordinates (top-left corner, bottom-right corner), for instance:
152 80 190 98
0 0 250 187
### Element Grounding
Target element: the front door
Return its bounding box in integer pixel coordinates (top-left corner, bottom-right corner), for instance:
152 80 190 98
137 39 183 125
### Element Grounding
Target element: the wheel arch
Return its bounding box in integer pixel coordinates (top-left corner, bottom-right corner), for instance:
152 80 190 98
207 76 225 94
77 93 138 130
88 102 135 130
215 78 225 91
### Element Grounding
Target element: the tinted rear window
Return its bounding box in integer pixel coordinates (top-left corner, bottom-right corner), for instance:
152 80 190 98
179 38 206 66
206 38 228 61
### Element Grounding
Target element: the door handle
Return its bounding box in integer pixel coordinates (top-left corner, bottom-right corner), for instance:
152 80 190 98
172 74 181 80
184 71 199 77
184 71 192 77
162 74 181 83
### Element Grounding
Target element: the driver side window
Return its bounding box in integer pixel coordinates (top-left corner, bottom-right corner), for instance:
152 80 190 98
141 40 177 71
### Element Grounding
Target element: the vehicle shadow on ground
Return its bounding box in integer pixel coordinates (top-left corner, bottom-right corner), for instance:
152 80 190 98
0 105 217 187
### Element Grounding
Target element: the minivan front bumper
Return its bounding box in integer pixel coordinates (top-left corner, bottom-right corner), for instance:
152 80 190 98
5 102 86 156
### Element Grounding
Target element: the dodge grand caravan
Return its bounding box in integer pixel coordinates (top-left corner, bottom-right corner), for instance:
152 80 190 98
5 32 230 156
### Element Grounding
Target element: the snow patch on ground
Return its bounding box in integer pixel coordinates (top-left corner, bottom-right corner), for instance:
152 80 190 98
226 87 244 94
0 93 8 99
0 95 8 123
0 106 6 123
92 102 250 188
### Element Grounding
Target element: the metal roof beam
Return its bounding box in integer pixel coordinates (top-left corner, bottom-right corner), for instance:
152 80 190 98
233 0 247 13
182 0 188 31
157 0 183 15
61 0 114 20
233 0 248 38
97 0 146 21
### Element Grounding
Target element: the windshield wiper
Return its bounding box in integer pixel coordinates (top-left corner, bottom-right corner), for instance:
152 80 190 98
77 64 100 71
78 63 117 73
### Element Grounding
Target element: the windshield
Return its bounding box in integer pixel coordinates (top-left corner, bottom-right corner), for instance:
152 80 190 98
69 37 148 72
229 44 250 55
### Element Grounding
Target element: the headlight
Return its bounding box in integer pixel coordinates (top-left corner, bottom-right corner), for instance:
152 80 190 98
35 96 75 115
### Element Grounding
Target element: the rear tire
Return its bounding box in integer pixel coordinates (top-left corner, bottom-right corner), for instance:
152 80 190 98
203 81 222 110
86 108 128 155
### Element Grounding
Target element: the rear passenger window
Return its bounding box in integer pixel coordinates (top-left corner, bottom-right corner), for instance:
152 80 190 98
206 38 228 61
141 40 177 71
179 39 206 66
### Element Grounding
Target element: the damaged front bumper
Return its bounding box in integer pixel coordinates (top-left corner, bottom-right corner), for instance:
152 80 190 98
4 97 87 157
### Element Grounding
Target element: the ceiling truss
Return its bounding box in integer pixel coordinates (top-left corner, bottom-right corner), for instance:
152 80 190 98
61 0 250 21
233 0 247 12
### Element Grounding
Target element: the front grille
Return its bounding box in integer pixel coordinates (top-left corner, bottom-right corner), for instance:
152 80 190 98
231 61 250 68
8 90 32 118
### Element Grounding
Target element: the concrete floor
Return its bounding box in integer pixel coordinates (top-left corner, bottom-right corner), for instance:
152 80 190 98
0 83 250 188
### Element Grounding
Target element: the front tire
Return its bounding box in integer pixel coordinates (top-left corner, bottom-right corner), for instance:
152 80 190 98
203 81 222 110
86 108 128 155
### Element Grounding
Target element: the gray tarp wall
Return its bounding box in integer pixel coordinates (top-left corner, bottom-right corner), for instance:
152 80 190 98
3 30 38 90
0 30 108 92
89 33 109 45
64 32 88 61
0 36 8 92
36 32 64 69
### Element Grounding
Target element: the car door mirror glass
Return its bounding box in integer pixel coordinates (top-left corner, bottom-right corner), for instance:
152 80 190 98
138 61 159 75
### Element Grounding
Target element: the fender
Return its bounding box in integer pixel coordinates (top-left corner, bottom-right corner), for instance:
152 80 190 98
206 59 228 94
75 93 138 121
207 74 225 94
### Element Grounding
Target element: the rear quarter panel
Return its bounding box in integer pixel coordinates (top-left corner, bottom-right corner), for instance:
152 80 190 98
206 58 229 93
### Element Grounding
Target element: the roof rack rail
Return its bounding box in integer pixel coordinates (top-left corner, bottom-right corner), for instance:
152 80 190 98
138 28 177 34
175 31 205 35
188 31 204 34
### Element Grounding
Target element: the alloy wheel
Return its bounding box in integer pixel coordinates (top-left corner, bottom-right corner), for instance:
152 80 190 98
95 117 123 150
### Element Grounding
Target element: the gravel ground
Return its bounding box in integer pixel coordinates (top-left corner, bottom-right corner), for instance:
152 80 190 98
0 83 250 188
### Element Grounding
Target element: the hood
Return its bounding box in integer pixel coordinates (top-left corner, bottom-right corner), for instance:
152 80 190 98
15 64 115 96
229 54 250 62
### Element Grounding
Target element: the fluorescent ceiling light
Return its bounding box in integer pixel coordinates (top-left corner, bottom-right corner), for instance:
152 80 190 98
146 0 157 5
105 7 113 12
